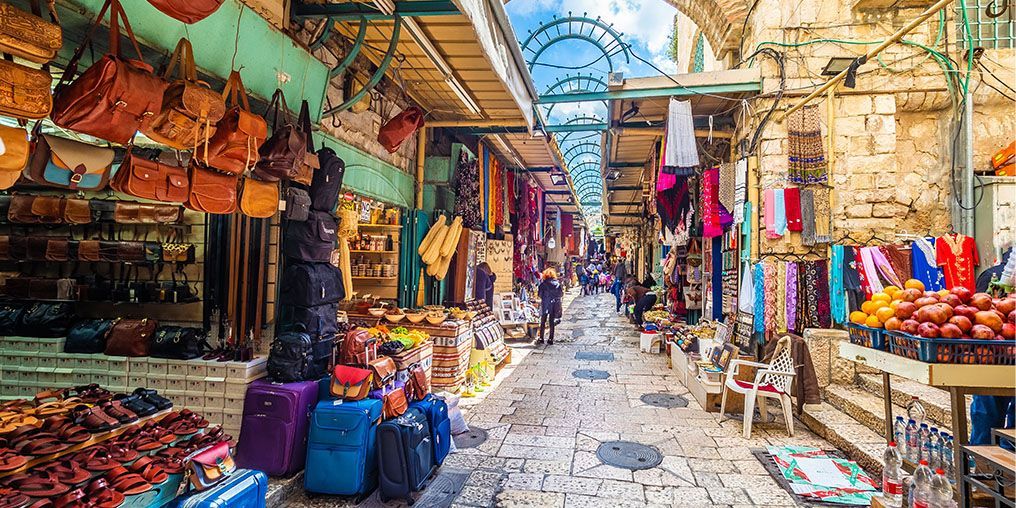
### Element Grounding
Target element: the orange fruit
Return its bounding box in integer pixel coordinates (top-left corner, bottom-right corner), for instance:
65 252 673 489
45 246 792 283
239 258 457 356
875 307 895 323
850 311 868 325
872 300 890 312
861 301 877 315
884 286 901 298
905 279 925 291
865 315 884 328
890 299 902 310
937 289 950 298
871 292 892 303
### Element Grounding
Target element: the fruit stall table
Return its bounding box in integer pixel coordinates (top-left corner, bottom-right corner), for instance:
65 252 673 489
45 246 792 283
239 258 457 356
839 341 1015 498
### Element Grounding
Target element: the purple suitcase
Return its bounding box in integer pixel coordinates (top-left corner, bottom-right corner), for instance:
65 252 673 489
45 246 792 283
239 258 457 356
236 379 318 476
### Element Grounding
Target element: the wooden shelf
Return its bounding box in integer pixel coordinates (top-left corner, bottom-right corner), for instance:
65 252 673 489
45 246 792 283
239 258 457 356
357 224 401 230
349 250 398 254
352 276 397 280
838 342 1015 391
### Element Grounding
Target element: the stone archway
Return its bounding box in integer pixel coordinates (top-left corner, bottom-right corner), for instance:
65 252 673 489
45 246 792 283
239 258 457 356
665 0 751 58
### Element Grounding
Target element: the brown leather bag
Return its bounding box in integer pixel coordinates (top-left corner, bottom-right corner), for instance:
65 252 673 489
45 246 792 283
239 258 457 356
143 38 225 151
380 386 408 420
105 318 157 357
0 125 29 190
63 199 92 224
368 356 397 390
184 162 237 214
253 90 305 182
199 71 266 176
78 240 101 262
291 101 319 186
406 363 429 401
7 195 36 223
0 58 52 120
0 236 9 261
50 0 168 145
45 239 69 262
26 134 114 191
0 1 62 63
31 196 65 224
111 153 189 203
146 0 224 24
378 106 425 153
340 329 374 366
239 178 278 218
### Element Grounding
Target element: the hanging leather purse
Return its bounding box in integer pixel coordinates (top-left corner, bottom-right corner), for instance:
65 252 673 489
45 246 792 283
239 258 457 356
372 382 408 420
111 152 189 202
105 318 157 357
238 177 278 218
26 134 114 191
377 106 425 153
253 90 304 182
0 58 52 120
0 125 29 190
146 0 224 24
143 38 225 151
285 187 311 222
30 196 64 224
291 100 319 186
186 442 236 491
199 71 266 176
0 1 62 63
45 239 70 262
184 162 237 214
50 0 168 145
368 356 397 390
329 365 373 401
77 240 101 262
63 199 93 224
7 195 35 223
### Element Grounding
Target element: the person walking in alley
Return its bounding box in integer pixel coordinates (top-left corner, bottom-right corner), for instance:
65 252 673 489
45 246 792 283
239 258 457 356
537 268 564 345
611 257 628 312
625 277 657 327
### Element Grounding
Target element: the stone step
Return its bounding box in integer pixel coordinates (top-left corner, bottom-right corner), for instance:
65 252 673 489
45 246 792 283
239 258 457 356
855 373 964 430
800 402 887 477
825 384 902 439
266 472 304 508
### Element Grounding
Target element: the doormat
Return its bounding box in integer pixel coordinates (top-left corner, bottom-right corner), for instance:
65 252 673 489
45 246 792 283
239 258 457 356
596 441 663 470
751 447 879 506
572 369 610 380
640 393 689 408
453 427 489 449
575 351 615 361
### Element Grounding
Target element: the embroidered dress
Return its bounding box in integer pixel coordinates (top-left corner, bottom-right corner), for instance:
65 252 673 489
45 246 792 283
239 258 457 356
663 98 699 171
802 260 832 328
843 246 866 312
787 104 828 184
854 247 874 297
702 167 722 238
911 237 945 291
936 233 979 290
813 187 832 243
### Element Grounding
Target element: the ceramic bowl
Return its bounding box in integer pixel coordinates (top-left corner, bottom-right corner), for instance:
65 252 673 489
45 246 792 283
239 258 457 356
405 312 427 324
367 307 387 316
425 313 447 325
385 313 405 323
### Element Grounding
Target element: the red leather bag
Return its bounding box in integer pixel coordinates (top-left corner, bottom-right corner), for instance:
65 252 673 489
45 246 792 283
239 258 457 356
147 0 224 24
104 318 157 357
377 106 424 153
198 71 267 176
50 0 167 145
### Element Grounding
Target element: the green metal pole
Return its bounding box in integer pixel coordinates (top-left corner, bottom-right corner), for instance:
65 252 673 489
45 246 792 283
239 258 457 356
324 16 401 116
329 16 368 78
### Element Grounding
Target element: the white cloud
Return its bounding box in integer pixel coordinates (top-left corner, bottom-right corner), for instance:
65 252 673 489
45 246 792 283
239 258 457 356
505 0 559 17
553 0 677 54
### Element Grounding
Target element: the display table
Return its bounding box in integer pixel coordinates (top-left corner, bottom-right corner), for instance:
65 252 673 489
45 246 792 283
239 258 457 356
960 444 1015 507
839 341 1016 493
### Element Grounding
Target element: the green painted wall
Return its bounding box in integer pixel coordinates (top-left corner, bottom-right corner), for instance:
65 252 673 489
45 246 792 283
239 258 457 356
319 134 415 208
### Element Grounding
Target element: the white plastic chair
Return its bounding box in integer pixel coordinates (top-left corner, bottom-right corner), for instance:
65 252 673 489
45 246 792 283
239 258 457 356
719 335 796 439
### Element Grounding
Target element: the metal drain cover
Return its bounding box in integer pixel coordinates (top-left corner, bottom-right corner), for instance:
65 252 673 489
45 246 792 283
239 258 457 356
572 369 610 380
414 470 470 507
575 351 615 361
640 393 689 408
596 441 663 470
453 428 488 448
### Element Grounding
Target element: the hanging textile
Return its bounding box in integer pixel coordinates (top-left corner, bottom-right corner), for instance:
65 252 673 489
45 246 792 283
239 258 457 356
662 98 699 172
800 188 818 245
734 158 748 224
859 247 885 293
718 161 736 213
801 260 832 328
453 153 483 230
776 262 787 333
912 237 945 291
702 167 722 238
881 245 911 284
936 233 979 290
784 187 803 232
773 188 787 236
830 245 847 325
813 187 832 243
478 144 487 232
738 260 755 313
763 262 778 339
741 201 753 262
785 262 798 332
843 246 866 311
787 104 828 184
870 247 904 288
854 246 874 298
753 263 766 334
764 189 778 239
561 213 574 243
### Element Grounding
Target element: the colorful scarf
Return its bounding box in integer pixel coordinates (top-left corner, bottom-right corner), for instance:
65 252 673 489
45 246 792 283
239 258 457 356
800 188 817 245
870 246 904 288
739 260 755 314
776 262 787 333
741 202 753 262
813 187 832 243
764 189 779 239
784 187 803 232
773 189 787 236
786 262 798 333
801 260 832 328
753 263 766 334
831 245 847 325
734 157 748 224
763 261 778 339
702 167 722 238
854 246 873 298
859 247 884 293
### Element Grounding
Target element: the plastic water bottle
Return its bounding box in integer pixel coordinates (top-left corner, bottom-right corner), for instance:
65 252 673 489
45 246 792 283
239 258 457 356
940 433 954 477
881 442 904 507
894 416 907 456
918 424 931 462
927 427 941 470
906 419 920 463
908 396 927 424
929 468 957 508
911 460 933 508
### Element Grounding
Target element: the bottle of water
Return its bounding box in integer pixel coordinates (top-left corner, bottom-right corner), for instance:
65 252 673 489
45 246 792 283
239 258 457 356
941 433 954 477
894 416 907 457
928 468 957 508
908 396 927 424
927 427 941 470
906 419 920 463
911 460 934 508
918 423 931 462
881 442 904 507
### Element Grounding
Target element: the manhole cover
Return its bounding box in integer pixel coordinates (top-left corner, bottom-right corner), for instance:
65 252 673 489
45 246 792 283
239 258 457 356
640 393 689 408
453 428 488 448
596 441 663 470
575 351 615 361
414 470 469 507
572 369 610 380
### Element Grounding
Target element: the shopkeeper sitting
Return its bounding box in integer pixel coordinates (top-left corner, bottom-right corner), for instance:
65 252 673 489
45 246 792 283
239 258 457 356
624 276 657 327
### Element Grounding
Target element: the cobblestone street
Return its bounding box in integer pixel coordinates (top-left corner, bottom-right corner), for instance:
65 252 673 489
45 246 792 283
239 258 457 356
285 289 837 507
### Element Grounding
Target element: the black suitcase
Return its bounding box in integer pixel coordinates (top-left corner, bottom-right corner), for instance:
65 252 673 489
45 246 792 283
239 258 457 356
377 407 434 504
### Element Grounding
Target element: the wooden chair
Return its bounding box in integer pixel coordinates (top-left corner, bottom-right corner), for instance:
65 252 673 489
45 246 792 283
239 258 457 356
719 335 796 438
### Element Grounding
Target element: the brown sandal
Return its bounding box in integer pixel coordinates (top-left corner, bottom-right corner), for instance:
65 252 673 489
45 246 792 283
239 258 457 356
0 487 30 508
106 466 152 495
37 458 91 486
86 478 126 508
0 439 27 472
99 402 137 425
71 447 120 472
71 406 116 433
127 456 167 484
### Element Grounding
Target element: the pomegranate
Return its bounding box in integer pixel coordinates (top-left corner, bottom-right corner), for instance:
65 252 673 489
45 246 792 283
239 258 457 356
914 297 939 309
934 303 954 320
895 302 917 320
971 324 995 340
954 305 978 320
939 323 963 339
923 291 941 301
970 293 993 311
1009 309 1015 324
976 311 1004 333
996 297 1016 315
901 288 922 302
950 286 973 304
917 305 949 325
917 322 940 338
1002 323 1015 340
949 315 973 333
902 319 921 335
941 294 962 308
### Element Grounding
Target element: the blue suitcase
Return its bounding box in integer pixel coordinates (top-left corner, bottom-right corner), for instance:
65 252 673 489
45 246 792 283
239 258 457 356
167 469 268 508
304 399 382 496
410 395 451 466
377 407 434 504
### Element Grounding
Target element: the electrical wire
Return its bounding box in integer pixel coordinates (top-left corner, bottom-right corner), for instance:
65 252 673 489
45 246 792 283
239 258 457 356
978 61 1016 96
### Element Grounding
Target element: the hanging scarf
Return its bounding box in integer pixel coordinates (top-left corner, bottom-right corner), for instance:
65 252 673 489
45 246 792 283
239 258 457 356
753 263 766 334
738 260 755 313
741 202 753 262
800 188 818 245
787 104 828 184
776 262 787 333
764 189 778 239
802 260 832 328
786 261 798 333
718 162 736 213
881 245 911 284
859 247 884 293
763 261 778 339
854 246 873 298
813 187 832 243
702 167 722 238
870 246 904 288
831 245 847 325
734 157 748 224
773 189 787 236
784 187 803 232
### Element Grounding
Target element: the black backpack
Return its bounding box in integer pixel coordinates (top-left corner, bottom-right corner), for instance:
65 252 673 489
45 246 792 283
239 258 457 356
150 326 206 360
279 302 339 337
310 148 345 213
267 332 334 382
65 319 114 353
284 210 336 262
279 262 344 307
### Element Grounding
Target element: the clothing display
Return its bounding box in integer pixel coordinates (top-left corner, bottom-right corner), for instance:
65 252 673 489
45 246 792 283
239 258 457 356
662 98 699 171
453 153 482 230
786 104 828 184
936 233 979 290
911 237 945 291
800 188 817 245
784 187 802 232
830 245 847 325
733 157 748 224
785 261 798 332
702 167 722 238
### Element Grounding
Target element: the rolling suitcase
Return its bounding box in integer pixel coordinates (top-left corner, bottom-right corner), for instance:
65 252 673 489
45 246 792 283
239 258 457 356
304 398 382 497
377 407 434 504
410 394 451 466
235 379 318 476
167 468 268 508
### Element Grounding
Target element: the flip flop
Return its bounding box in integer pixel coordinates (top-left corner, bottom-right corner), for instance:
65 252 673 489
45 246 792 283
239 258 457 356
71 447 120 472
86 478 126 508
41 418 90 445
105 466 151 496
7 473 70 498
0 487 29 508
102 442 139 463
127 456 167 484
0 439 27 472
53 488 88 508
38 459 91 487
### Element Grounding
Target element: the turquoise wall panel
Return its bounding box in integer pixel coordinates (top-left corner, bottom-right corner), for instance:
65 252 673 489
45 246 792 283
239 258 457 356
318 134 415 209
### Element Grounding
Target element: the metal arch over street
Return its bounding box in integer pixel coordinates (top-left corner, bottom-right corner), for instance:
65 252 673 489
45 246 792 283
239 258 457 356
324 16 403 116
562 142 603 162
520 16 631 72
541 74 610 115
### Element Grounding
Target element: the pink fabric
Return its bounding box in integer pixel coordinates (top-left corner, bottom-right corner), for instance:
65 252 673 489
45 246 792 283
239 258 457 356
764 189 778 239
657 171 677 192
786 261 798 331
870 246 904 288
702 167 722 238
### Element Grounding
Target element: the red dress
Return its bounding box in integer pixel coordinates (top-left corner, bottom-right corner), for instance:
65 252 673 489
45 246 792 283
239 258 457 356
935 234 979 291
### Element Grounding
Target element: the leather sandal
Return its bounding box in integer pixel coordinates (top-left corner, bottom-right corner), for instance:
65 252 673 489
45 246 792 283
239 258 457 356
141 421 176 445
32 390 64 406
86 478 125 508
0 439 27 472
0 413 39 435
99 402 137 425
111 395 156 418
64 385 113 405
105 466 151 495
0 487 29 508
10 427 67 457
40 418 90 445
71 447 120 472
6 472 70 497
127 456 167 484
133 389 172 411
149 454 185 475
70 406 115 433
102 442 138 463
37 459 91 487
53 488 88 508
179 409 209 429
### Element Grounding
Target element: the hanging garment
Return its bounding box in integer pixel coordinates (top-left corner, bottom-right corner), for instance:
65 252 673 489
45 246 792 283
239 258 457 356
801 260 832 328
734 157 748 224
741 201 753 262
911 237 945 291
702 167 722 238
784 187 803 232
773 189 787 236
859 247 885 293
936 233 979 290
738 260 755 314
813 187 832 243
663 98 699 170
843 246 866 312
830 245 847 325
753 263 765 334
776 262 787 333
853 246 874 298
453 155 482 229
881 245 912 284
786 261 798 333
871 246 904 288
800 189 818 245
718 161 736 213
787 104 828 184
764 189 779 239
763 262 778 339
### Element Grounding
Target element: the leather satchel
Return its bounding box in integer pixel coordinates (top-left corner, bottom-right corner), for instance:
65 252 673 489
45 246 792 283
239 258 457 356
0 58 52 120
0 125 29 190
329 365 373 401
0 1 62 63
150 326 205 360
0 236 8 261
111 153 189 202
239 177 278 218
378 106 425 153
50 0 168 145
18 302 72 337
7 195 36 223
45 239 70 261
63 199 93 224
373 383 408 420
105 318 157 357
184 162 237 214
291 101 319 186
147 0 225 24
199 71 266 176
143 38 225 151
26 135 114 191
253 90 304 182
186 442 235 491
31 196 65 224
77 240 101 262
406 363 429 402
368 356 397 390
65 319 115 354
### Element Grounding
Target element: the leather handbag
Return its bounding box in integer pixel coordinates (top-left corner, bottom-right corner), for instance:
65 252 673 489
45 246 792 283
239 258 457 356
117 241 146 263
98 241 119 262
0 1 62 63
199 71 266 176
291 100 319 186
184 162 237 214
285 187 311 222
371 382 408 420
0 58 52 120
18 302 73 337
7 195 36 223
0 304 25 333
63 199 93 224
26 237 48 260
238 177 278 218
143 38 225 151
150 326 205 360
45 239 69 261
0 125 29 190
113 202 142 223
105 318 157 357
0 235 8 261
368 356 397 390
8 236 26 260
329 365 373 401
50 0 168 145
406 363 429 402
253 90 304 182
30 196 65 224
77 240 101 262
147 0 224 24
26 135 114 191
65 319 115 354
186 441 235 491
111 153 189 202
162 242 195 264
377 106 425 153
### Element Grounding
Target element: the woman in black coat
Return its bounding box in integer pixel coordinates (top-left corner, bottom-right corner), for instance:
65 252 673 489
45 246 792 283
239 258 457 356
537 268 564 345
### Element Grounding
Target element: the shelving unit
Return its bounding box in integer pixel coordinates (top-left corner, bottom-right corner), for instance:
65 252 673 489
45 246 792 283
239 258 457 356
349 223 402 301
